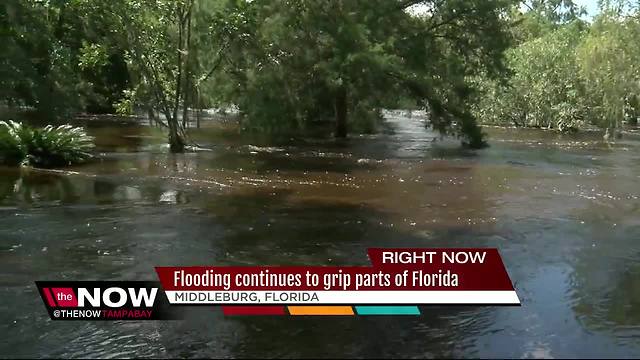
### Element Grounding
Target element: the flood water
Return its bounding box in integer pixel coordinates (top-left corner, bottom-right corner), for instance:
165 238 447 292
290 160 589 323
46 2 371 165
1 111 639 358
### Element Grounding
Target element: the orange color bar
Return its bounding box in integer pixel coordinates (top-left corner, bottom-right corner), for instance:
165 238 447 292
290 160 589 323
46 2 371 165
287 306 355 316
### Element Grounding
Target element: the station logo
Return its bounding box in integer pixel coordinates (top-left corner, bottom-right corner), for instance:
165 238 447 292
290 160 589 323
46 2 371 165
35 281 181 321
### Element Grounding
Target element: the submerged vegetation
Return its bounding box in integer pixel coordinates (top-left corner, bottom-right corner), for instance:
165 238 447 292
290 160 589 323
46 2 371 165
0 121 94 168
1 0 639 152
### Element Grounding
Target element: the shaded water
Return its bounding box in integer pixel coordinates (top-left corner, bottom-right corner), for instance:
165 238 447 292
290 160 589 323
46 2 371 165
1 111 640 358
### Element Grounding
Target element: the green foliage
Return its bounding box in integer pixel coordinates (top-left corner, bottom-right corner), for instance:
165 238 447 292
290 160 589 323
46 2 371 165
0 120 29 165
0 121 95 167
473 21 588 130
350 103 384 135
212 0 516 148
473 2 640 132
520 0 585 26
1 0 130 116
6 0 639 150
576 8 640 130
75 0 231 150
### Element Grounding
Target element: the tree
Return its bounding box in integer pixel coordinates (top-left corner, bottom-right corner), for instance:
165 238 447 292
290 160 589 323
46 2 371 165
61 0 192 152
1 0 88 118
577 3 640 134
213 0 517 148
118 0 193 152
474 0 640 134
1 0 133 117
475 21 588 130
472 1 596 131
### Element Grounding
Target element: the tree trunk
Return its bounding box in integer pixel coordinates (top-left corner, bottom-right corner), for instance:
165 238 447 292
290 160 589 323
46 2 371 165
182 4 193 129
196 88 201 128
167 114 185 152
173 5 185 125
168 3 188 153
334 86 348 138
147 107 156 126
182 90 190 128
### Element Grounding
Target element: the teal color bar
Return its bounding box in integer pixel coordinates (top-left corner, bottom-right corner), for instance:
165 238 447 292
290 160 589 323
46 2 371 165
354 306 420 315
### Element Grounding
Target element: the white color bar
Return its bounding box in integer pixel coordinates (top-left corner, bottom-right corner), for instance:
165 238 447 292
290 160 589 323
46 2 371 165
164 290 520 305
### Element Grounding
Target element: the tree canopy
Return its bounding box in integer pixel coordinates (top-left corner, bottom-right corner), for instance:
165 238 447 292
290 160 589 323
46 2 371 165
2 0 639 151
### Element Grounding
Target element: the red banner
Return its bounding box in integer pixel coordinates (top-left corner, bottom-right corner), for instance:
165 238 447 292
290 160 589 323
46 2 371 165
155 248 514 291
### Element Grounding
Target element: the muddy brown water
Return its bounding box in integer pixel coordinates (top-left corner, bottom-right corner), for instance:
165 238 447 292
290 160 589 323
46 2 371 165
1 111 639 358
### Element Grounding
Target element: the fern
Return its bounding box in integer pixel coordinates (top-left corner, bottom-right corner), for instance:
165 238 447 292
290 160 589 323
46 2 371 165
0 121 95 167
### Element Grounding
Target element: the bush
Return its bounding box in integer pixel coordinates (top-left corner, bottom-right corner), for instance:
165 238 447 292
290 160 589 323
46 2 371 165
0 121 95 167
